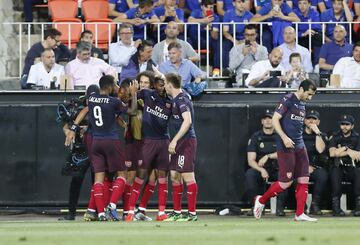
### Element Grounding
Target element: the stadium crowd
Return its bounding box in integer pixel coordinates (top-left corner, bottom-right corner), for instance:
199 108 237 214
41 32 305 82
21 0 360 92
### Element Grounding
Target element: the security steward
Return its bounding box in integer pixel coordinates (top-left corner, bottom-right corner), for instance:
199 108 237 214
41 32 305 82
303 110 329 215
245 109 287 216
329 114 360 216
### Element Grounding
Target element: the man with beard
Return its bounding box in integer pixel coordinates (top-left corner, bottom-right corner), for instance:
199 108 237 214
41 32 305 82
332 42 360 88
329 114 360 216
245 48 286 88
253 79 318 222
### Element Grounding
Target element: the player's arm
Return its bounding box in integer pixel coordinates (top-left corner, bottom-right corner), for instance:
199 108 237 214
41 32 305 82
272 111 295 148
64 107 89 146
126 80 139 115
168 111 192 154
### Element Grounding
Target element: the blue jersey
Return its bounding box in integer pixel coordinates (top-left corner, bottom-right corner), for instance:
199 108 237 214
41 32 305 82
275 93 306 150
125 7 157 40
171 92 196 139
217 0 235 12
88 95 128 139
109 0 139 13
139 89 172 140
223 9 253 40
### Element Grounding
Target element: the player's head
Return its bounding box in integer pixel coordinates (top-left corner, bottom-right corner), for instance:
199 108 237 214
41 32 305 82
305 109 320 129
86 84 100 99
99 75 116 94
164 73 182 96
118 78 132 103
165 21 179 39
76 41 92 62
261 109 273 130
168 42 182 63
137 71 155 90
44 28 62 49
297 79 317 101
41 48 55 69
154 77 166 97
339 114 355 135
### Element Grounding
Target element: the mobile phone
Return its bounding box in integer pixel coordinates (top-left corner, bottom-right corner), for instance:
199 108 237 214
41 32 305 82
270 70 282 77
206 10 213 17
245 40 251 46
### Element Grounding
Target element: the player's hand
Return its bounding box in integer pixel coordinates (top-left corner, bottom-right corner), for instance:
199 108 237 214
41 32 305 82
152 65 164 79
260 168 269 181
134 39 142 48
282 136 295 148
168 140 177 154
129 79 139 96
258 155 268 167
65 131 76 146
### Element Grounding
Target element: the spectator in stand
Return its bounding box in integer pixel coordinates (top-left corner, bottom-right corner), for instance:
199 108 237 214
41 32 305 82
179 0 201 17
120 40 156 82
284 53 308 88
108 0 139 18
23 0 45 23
286 0 318 9
251 0 300 52
109 24 142 80
294 0 322 65
320 0 353 42
278 26 313 72
154 0 185 41
319 25 353 74
333 42 360 88
188 0 220 70
229 24 268 84
114 0 160 40
254 0 272 12
216 0 235 18
152 21 199 65
65 41 117 89
69 30 104 61
26 48 65 89
222 0 253 68
159 42 207 96
317 0 333 12
245 47 286 88
21 28 70 89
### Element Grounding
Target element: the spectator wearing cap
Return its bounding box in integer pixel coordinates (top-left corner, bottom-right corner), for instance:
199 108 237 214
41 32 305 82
332 42 360 88
244 109 288 216
329 114 360 216
303 110 329 215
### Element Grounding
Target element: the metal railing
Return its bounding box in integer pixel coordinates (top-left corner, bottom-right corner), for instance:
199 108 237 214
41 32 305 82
2 21 359 80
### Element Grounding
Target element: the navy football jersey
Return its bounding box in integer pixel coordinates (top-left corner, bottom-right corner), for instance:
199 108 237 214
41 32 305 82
138 89 172 139
171 92 196 139
87 94 128 139
275 93 306 150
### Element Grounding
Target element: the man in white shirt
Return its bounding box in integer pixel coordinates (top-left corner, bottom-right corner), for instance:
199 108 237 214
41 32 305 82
278 26 313 73
65 41 117 88
27 48 65 88
151 21 199 65
108 24 142 78
245 48 286 88
333 42 360 88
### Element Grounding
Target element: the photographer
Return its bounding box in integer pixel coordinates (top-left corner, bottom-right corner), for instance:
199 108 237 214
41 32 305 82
57 85 100 220
329 114 360 216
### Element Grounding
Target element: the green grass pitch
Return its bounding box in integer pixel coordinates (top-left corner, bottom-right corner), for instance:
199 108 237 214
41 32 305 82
1 215 360 245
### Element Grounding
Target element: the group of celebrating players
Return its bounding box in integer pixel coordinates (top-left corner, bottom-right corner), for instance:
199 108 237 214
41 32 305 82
65 69 198 222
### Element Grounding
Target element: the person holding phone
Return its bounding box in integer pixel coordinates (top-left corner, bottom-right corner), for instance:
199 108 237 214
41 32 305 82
188 0 221 70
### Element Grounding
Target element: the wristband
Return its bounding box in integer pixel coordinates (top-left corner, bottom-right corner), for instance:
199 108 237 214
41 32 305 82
70 124 79 132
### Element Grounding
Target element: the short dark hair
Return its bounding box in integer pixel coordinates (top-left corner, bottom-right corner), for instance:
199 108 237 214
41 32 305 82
139 0 153 8
76 41 92 52
299 79 317 92
119 23 134 33
165 73 182 89
136 71 155 88
44 28 62 40
289 52 301 63
298 0 311 3
80 30 93 39
154 76 164 85
244 24 257 32
168 42 182 51
138 40 153 52
201 0 215 6
353 42 360 51
99 75 115 90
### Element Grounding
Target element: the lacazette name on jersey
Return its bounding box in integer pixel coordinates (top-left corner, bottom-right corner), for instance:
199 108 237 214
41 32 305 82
88 96 110 104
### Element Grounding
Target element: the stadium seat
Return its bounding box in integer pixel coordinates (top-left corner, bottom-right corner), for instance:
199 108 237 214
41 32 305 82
82 0 109 21
53 19 83 49
48 0 78 21
85 19 115 51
